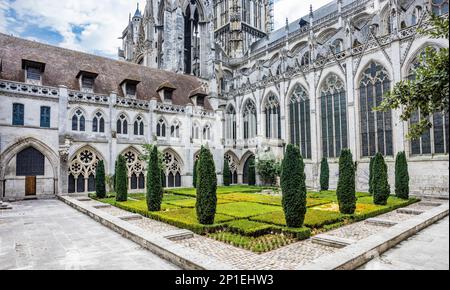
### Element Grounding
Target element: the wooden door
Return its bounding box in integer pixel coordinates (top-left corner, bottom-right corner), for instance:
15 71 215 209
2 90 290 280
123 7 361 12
25 176 36 196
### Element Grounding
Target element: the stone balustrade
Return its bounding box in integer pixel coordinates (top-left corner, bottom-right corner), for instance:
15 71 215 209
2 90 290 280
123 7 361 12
0 80 59 98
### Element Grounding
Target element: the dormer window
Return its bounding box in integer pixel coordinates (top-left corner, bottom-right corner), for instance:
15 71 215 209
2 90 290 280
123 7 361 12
22 59 45 85
77 71 98 93
157 81 177 103
189 87 208 107
120 79 140 99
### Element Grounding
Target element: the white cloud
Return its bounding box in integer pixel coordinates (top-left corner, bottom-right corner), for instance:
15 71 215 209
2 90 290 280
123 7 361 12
3 0 147 58
0 1 10 32
274 0 332 29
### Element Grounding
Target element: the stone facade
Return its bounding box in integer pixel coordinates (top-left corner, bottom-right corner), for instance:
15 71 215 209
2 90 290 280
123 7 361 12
0 0 448 201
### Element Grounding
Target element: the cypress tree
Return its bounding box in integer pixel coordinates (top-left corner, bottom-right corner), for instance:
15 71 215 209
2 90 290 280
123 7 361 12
281 145 307 228
147 146 163 211
223 158 232 186
369 157 375 195
196 146 218 225
193 159 198 188
336 149 356 214
372 153 391 205
395 151 410 200
95 160 106 199
320 158 329 191
248 156 256 186
115 155 128 202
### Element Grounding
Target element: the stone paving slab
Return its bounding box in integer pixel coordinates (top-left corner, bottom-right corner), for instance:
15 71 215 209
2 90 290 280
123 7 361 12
0 200 179 270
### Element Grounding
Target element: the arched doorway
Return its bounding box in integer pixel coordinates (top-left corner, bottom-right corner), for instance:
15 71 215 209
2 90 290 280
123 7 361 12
242 154 255 185
16 147 45 196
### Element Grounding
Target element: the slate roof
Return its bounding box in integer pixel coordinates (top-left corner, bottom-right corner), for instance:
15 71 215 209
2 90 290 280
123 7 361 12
0 33 212 110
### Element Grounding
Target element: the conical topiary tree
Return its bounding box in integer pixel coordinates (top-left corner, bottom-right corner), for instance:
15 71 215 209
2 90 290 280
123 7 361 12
95 160 106 199
115 155 128 202
223 158 232 187
281 144 307 228
147 146 163 211
336 149 356 214
369 157 375 195
395 151 410 200
372 153 391 205
196 146 218 225
193 159 198 188
320 158 329 191
248 156 256 186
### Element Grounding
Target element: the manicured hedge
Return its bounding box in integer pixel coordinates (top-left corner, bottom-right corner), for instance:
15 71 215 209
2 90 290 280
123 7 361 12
372 153 391 205
224 220 274 237
336 149 356 214
395 151 410 200
223 158 232 187
147 146 163 211
320 158 329 191
115 155 128 202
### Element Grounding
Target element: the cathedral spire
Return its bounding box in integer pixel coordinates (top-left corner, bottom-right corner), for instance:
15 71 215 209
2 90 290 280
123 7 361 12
133 3 142 18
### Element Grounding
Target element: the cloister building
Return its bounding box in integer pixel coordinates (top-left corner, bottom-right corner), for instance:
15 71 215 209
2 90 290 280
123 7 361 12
0 0 448 201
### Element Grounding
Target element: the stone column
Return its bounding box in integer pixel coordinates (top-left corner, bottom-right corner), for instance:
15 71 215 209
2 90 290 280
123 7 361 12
390 37 405 155
109 92 118 175
58 85 69 195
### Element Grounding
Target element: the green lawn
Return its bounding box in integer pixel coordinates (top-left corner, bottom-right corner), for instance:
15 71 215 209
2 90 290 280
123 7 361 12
95 186 419 253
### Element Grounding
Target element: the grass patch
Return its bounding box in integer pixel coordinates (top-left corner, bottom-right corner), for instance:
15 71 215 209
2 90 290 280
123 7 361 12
208 232 296 253
250 209 344 228
166 185 277 197
216 202 282 218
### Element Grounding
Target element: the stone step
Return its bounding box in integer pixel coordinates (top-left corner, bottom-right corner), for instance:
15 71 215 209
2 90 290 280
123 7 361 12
365 218 398 227
0 202 12 210
93 204 112 209
163 229 195 241
311 234 356 249
77 198 92 202
397 208 424 215
418 201 442 207
118 214 142 221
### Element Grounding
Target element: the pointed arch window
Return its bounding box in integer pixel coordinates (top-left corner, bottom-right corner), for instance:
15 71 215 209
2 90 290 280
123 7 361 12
331 39 343 54
93 112 105 133
171 120 181 138
408 48 449 155
192 122 200 140
162 151 182 188
117 114 128 135
225 153 239 184
226 105 237 141
431 0 449 16
301 51 310 66
320 74 348 158
243 100 257 140
359 62 393 157
72 110 85 132
123 150 146 190
157 119 167 137
134 116 144 136
68 148 102 193
289 84 311 159
264 94 281 139
203 124 212 140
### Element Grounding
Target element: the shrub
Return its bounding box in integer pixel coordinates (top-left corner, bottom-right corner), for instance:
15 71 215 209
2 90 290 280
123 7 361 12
256 158 281 186
369 157 375 195
248 156 256 186
336 149 356 214
196 146 218 225
395 151 410 200
280 144 307 228
193 159 198 188
115 155 128 202
223 158 232 187
95 160 106 199
320 158 329 191
147 146 163 211
372 153 391 205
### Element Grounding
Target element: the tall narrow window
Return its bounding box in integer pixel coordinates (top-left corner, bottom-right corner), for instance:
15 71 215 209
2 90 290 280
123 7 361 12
40 106 51 128
163 151 183 188
203 124 211 140
72 109 85 131
320 74 348 158
243 100 257 140
226 105 237 141
157 119 166 137
92 112 105 133
359 62 393 157
171 120 181 138
134 116 144 136
409 48 449 155
12 103 24 126
289 84 312 159
264 94 281 139
117 114 128 135
192 122 200 140
431 0 449 16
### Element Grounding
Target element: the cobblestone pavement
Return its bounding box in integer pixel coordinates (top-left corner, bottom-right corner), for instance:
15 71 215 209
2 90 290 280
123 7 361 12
0 200 179 270
360 216 449 270
81 197 448 270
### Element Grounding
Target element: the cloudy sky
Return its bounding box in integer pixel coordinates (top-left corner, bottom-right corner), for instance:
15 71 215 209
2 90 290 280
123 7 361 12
0 0 331 59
